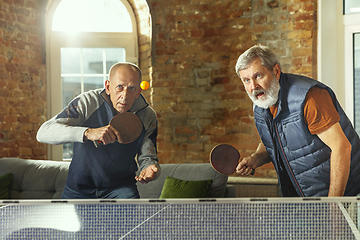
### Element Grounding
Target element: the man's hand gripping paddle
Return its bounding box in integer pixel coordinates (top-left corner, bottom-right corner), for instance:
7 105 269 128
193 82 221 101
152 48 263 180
94 112 143 147
210 144 255 175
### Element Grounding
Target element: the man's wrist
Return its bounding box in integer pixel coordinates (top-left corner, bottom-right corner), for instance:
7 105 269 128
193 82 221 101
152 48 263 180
83 129 89 142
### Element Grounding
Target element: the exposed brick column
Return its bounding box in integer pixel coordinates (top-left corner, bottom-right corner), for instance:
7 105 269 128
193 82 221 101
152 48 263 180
0 0 47 159
128 0 154 105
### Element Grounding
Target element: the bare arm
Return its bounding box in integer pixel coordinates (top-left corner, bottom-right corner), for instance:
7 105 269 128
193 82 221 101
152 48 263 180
317 122 351 197
236 142 272 176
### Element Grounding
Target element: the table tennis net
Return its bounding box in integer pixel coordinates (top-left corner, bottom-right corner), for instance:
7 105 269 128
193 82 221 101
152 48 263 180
1 198 360 239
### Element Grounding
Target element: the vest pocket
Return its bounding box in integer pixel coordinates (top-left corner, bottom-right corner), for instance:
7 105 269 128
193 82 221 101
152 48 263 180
281 115 312 152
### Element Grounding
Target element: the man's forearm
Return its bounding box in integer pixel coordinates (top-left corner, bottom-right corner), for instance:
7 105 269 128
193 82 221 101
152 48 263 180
316 122 351 197
252 142 272 166
328 153 351 197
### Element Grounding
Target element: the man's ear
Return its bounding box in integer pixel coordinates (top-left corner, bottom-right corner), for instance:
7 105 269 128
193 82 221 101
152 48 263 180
273 64 281 79
105 80 110 95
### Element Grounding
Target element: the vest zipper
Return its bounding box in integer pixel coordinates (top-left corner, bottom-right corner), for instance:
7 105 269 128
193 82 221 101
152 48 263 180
273 125 304 197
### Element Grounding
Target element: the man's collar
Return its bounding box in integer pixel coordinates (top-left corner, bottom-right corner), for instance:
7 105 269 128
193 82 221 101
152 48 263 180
100 89 117 115
130 93 149 113
275 72 286 115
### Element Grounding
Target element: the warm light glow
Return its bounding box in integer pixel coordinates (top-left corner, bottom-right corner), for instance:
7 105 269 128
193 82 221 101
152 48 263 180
52 0 132 32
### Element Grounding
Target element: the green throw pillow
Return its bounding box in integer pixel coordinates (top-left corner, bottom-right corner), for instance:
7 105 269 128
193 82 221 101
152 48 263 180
159 176 213 199
0 173 13 199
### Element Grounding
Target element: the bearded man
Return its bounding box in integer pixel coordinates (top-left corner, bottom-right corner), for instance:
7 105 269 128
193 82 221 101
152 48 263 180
235 44 360 197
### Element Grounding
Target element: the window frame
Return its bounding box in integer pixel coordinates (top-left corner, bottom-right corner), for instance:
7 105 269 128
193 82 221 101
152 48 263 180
318 0 360 125
45 0 139 160
343 14 360 125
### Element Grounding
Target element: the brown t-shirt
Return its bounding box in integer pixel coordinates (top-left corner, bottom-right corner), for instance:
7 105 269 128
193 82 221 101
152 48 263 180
269 87 340 134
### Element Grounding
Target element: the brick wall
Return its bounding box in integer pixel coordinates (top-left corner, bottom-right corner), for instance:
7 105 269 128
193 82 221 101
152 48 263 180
145 0 317 177
0 0 317 178
0 0 46 159
128 0 153 102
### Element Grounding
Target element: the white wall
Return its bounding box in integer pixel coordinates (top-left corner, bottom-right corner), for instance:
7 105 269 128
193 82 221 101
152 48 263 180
317 0 344 106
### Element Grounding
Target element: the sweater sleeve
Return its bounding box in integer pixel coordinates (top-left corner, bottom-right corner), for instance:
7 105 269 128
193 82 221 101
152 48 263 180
36 93 95 145
36 115 88 145
136 107 160 174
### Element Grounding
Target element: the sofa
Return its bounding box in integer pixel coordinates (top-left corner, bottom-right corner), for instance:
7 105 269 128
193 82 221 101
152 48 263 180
0 158 235 199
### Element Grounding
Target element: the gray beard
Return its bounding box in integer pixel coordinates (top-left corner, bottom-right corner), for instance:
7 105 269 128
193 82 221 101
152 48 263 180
247 77 280 109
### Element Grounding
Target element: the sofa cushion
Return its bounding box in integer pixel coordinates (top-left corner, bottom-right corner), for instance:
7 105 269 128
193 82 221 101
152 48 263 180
137 163 228 198
0 158 69 199
0 158 231 199
0 173 13 199
159 176 213 199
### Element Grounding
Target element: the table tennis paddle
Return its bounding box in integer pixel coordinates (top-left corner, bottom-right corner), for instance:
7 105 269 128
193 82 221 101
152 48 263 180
94 112 143 147
210 144 255 175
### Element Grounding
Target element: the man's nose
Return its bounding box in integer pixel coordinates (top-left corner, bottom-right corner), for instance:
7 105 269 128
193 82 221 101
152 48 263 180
249 79 258 91
121 87 130 99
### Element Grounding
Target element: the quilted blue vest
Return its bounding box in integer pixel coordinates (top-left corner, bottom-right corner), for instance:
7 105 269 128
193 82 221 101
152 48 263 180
254 73 360 197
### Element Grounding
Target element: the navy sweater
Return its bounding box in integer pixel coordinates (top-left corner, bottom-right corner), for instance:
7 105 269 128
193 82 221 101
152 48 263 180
37 89 159 194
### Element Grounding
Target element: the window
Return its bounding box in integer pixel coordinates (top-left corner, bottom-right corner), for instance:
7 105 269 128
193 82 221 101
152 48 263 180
60 48 125 109
344 0 360 15
61 47 126 159
52 0 132 32
318 0 360 134
353 34 360 132
46 0 138 160
343 0 360 134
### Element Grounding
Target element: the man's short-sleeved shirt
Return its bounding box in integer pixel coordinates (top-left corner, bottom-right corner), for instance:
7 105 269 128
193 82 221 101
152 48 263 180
269 87 340 134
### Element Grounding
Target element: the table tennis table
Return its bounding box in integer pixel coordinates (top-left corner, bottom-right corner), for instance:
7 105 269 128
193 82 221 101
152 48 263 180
1 197 359 239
